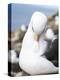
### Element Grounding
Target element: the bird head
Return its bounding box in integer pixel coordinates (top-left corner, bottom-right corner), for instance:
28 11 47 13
30 11 47 42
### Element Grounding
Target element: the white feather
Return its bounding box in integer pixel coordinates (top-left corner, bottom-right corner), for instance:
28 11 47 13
8 50 19 63
19 12 58 75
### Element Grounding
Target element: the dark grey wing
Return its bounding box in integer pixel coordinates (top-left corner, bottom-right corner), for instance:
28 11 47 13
42 38 58 67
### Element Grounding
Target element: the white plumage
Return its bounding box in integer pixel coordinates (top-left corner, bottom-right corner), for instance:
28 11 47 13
20 24 27 32
19 12 58 75
45 28 57 41
8 50 19 63
45 28 54 40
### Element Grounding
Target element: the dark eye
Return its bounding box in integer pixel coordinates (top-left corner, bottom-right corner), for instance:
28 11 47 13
32 26 35 32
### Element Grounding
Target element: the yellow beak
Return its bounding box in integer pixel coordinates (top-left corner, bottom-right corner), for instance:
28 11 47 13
34 34 40 42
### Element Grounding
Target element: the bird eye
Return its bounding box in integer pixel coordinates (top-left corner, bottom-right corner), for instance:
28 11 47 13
32 26 35 32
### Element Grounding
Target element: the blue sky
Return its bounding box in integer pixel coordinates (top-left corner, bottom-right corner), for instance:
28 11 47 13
8 3 58 31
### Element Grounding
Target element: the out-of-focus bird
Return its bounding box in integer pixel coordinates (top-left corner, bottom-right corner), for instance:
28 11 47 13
8 50 19 64
45 28 57 41
20 24 27 32
44 28 58 67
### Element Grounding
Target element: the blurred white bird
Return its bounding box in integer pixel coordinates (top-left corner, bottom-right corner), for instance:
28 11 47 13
55 16 59 25
20 24 27 32
19 11 58 75
45 28 57 41
8 50 19 64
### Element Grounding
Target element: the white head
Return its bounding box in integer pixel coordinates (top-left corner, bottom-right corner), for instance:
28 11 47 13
45 28 55 40
28 11 47 41
31 12 47 34
20 24 27 32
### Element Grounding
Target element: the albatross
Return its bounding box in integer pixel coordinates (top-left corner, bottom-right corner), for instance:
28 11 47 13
19 11 58 75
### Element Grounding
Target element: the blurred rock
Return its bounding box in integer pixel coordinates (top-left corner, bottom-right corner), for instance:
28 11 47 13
8 25 27 53
8 25 28 76
15 71 29 76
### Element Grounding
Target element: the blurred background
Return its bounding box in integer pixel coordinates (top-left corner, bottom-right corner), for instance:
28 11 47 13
8 4 59 76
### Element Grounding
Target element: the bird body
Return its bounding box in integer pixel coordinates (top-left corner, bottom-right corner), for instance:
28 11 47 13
19 30 58 75
19 12 58 75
